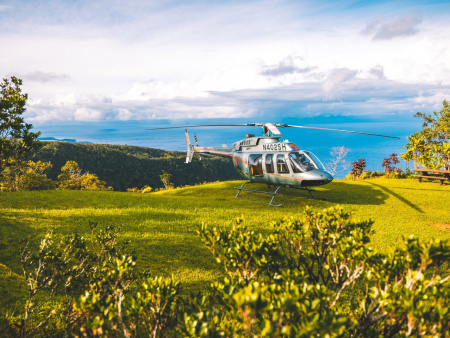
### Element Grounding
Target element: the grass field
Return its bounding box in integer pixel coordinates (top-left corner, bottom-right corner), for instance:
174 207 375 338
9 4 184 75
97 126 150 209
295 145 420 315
1 178 450 311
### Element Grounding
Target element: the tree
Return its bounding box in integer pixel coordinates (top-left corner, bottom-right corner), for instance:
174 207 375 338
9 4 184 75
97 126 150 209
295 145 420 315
326 146 351 177
159 170 173 189
58 160 112 190
402 100 450 169
0 160 56 191
0 77 41 174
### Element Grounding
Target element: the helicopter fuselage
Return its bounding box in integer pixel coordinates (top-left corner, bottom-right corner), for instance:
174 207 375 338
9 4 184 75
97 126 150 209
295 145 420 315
192 136 333 188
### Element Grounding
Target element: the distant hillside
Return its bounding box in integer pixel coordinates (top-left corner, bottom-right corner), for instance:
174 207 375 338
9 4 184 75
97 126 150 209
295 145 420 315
29 142 241 191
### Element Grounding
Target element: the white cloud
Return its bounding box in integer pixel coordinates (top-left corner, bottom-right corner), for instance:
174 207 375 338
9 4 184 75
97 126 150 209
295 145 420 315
1 1 449 123
368 65 387 80
0 5 12 11
322 68 358 99
260 56 315 77
372 14 422 40
361 19 380 36
22 71 70 83
74 107 103 121
411 91 450 108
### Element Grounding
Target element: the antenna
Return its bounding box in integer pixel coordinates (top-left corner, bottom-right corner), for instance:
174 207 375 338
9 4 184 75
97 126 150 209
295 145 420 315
194 134 202 160
194 134 199 147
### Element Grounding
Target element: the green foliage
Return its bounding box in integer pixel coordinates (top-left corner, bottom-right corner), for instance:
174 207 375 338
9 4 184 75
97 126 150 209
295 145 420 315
403 100 450 169
194 206 450 337
346 159 367 180
9 222 182 337
58 160 112 191
159 170 173 189
0 77 41 174
127 185 152 193
3 180 450 336
0 160 56 192
199 217 278 281
30 141 241 191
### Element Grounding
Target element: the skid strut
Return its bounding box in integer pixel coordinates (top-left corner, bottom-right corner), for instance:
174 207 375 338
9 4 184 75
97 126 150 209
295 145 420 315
290 186 327 201
234 182 326 207
234 182 283 207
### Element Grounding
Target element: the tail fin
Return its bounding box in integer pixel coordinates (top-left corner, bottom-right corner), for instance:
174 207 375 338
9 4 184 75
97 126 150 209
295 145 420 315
185 128 194 163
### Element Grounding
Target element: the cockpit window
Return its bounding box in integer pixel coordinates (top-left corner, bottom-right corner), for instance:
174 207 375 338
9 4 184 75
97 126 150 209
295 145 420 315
277 154 290 174
288 151 324 172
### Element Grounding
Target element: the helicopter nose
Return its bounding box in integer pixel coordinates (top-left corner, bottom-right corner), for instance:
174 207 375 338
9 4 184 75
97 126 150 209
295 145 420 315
301 170 333 187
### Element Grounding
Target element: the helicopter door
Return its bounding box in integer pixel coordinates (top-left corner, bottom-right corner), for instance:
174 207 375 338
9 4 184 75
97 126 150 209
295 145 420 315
265 154 274 173
276 154 290 174
248 154 264 177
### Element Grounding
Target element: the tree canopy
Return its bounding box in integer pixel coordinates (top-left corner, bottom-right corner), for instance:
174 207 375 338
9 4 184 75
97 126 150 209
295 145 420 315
402 100 450 169
0 76 41 173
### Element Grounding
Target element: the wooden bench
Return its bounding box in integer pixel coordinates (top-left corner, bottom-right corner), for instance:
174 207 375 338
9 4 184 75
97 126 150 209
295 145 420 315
412 169 450 185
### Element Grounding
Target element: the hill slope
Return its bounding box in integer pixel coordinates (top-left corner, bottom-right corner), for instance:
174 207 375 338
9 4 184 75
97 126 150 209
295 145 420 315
30 142 241 190
1 178 450 297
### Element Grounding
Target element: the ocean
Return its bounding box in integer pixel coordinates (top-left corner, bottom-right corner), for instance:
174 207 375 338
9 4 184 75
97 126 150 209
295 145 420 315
33 116 422 179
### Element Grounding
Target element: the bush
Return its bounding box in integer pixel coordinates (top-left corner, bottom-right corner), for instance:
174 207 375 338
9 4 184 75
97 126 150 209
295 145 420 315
127 185 152 193
195 207 450 337
0 160 56 191
58 160 112 191
382 153 404 178
7 207 450 336
347 158 366 180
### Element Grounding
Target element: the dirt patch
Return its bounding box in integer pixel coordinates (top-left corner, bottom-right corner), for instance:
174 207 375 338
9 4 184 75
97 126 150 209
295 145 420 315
432 223 450 230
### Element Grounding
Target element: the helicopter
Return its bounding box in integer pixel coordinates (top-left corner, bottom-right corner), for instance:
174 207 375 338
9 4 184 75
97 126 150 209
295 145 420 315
146 123 400 206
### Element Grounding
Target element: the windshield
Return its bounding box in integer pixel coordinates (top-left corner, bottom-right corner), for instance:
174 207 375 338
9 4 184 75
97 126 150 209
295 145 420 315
304 151 325 170
288 151 325 172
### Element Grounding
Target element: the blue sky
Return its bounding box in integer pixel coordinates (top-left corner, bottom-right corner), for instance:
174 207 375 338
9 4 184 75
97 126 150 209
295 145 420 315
1 0 450 124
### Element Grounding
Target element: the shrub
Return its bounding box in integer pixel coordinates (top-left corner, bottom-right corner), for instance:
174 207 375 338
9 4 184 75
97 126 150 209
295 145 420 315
58 160 112 191
0 160 56 191
195 207 450 337
127 185 152 193
8 207 450 337
142 186 152 193
345 158 367 180
382 153 404 178
14 223 179 337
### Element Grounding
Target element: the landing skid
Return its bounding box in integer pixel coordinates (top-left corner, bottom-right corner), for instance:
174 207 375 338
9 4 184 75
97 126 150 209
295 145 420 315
289 185 328 201
234 182 327 207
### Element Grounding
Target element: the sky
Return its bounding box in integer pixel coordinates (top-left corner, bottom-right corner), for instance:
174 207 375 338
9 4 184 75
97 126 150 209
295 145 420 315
1 0 450 124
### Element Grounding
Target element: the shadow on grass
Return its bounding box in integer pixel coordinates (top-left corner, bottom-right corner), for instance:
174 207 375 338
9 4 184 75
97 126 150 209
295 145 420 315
365 181 424 213
0 215 41 274
395 186 450 192
242 181 389 206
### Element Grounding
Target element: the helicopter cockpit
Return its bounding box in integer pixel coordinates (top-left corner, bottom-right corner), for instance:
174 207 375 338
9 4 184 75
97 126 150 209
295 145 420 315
287 151 325 173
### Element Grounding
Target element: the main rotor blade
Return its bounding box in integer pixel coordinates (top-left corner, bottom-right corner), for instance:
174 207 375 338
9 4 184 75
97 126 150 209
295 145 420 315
278 124 400 139
146 123 256 130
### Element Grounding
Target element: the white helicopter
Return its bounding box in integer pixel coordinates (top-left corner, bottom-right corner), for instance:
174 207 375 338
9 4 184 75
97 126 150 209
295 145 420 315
147 123 399 206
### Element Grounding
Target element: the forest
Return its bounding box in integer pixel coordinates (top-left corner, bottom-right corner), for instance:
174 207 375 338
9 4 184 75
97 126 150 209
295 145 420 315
29 141 241 190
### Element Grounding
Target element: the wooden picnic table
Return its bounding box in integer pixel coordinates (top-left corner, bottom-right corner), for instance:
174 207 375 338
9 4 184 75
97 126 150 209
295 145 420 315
412 168 450 185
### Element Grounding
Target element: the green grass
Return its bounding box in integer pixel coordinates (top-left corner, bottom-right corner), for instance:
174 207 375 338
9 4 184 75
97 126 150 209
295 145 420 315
1 178 450 310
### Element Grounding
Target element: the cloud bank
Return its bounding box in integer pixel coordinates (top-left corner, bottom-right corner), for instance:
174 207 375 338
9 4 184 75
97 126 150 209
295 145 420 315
0 0 449 124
